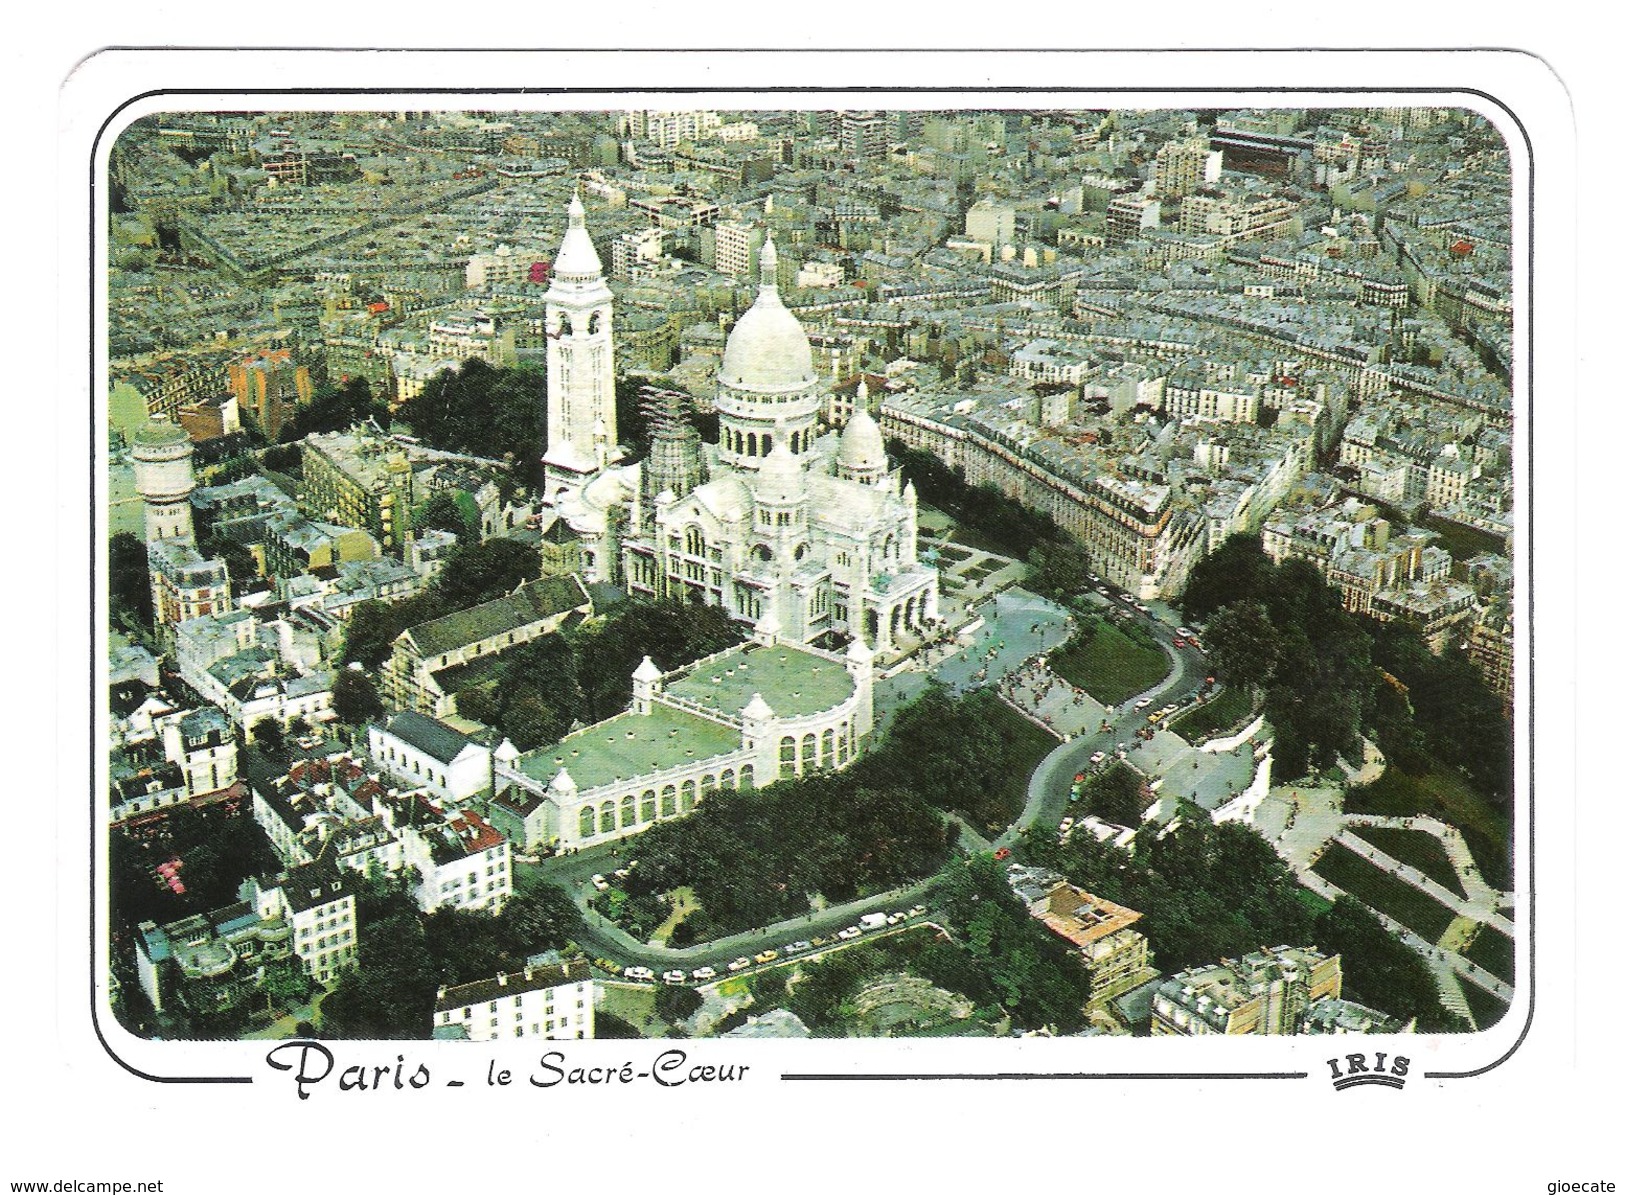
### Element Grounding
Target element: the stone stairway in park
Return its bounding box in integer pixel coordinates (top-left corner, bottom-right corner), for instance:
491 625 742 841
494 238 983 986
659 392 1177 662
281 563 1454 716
1435 965 1476 1029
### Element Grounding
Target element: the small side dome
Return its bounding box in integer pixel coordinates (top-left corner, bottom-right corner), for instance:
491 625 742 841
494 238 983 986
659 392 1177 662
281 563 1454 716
754 439 806 504
837 408 887 475
741 691 775 721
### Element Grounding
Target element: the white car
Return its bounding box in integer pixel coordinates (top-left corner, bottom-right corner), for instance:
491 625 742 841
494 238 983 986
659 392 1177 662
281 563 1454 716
837 926 863 941
1177 627 1194 639
691 966 717 982
590 874 610 891
661 970 686 984
1089 750 1107 765
907 905 927 918
1059 818 1074 833
1135 698 1153 711
728 956 752 972
786 940 812 954
623 966 655 982
887 913 906 925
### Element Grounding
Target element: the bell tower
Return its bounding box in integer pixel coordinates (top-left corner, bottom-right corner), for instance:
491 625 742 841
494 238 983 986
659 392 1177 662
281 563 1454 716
542 190 617 506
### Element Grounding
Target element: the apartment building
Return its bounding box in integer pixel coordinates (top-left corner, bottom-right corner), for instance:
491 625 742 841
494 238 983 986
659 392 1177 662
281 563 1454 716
434 960 596 1042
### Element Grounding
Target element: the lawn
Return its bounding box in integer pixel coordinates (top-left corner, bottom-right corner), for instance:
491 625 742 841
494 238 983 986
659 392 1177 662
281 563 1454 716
1168 685 1257 743
1049 619 1169 707
1311 842 1458 943
1344 761 1512 891
1293 887 1335 917
1462 980 1510 1032
1347 826 1468 899
1464 924 1515 985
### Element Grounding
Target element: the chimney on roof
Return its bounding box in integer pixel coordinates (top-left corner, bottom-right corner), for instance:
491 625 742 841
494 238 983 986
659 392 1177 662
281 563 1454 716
497 971 508 987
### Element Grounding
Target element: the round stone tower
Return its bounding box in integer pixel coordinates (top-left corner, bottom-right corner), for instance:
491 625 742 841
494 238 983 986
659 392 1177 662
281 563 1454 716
131 416 197 544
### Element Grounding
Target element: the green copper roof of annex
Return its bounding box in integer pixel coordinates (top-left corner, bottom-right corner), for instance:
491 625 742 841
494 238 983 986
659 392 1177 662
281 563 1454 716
665 642 853 721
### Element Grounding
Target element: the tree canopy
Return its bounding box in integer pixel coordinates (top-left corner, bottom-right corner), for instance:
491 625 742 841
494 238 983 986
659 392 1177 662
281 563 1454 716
321 876 583 1039
1024 818 1462 1028
278 376 388 444
109 533 154 631
1179 537 1375 781
398 359 545 489
331 669 384 726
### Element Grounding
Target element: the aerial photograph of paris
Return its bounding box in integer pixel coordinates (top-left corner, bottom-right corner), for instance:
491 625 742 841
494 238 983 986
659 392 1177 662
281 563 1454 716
104 105 1516 1043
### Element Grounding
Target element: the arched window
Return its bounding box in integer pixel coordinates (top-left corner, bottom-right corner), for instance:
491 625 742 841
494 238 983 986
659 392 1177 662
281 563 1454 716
600 801 616 831
739 764 754 790
660 786 677 817
588 310 602 334
578 807 595 839
700 774 717 801
720 768 736 789
822 728 835 768
762 433 773 454
680 780 696 812
801 733 817 772
747 432 758 457
684 525 705 557
780 736 796 766
620 795 636 827
641 791 656 823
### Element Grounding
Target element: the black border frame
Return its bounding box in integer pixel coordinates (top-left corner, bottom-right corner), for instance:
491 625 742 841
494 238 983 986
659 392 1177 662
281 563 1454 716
85 61 1537 1087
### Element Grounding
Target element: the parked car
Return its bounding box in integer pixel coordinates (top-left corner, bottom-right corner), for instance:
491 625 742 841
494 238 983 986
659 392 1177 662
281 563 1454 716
590 874 610 891
837 926 863 941
907 905 927 918
993 846 1012 861
728 957 752 972
887 913 907 925
662 970 686 984
1177 627 1194 639
786 940 812 954
690 966 717 982
1089 750 1107 765
753 949 779 965
1134 698 1152 710
1172 638 1186 648
623 966 655 982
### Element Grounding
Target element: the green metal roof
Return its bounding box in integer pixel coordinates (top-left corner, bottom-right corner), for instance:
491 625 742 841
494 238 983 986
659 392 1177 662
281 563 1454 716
666 643 853 720
405 575 590 659
515 704 741 794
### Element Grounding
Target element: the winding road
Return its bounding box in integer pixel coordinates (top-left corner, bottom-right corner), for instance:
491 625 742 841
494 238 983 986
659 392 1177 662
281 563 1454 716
535 582 1213 978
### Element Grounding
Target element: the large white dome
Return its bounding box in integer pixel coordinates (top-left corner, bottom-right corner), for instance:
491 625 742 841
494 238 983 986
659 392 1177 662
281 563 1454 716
719 238 816 392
